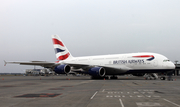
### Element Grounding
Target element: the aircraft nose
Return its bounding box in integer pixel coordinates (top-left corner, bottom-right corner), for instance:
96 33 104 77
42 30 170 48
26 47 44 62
168 62 175 70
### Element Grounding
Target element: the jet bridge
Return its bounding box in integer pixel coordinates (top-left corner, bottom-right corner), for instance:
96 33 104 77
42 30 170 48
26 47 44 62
174 64 180 76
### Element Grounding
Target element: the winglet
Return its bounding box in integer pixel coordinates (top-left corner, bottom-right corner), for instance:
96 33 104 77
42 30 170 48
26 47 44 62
4 60 7 66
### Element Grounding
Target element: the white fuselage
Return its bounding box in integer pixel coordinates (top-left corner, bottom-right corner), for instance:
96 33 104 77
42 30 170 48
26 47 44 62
62 52 175 75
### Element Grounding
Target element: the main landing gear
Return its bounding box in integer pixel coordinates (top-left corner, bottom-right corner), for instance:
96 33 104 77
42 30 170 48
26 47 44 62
91 76 104 79
91 75 118 80
110 75 118 79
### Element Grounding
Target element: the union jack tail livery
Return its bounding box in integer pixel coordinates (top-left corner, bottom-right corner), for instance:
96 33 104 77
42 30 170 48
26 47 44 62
52 35 73 61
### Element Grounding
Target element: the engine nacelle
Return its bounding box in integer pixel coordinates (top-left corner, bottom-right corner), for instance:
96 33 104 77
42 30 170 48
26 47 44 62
54 64 71 74
132 73 145 76
88 67 106 77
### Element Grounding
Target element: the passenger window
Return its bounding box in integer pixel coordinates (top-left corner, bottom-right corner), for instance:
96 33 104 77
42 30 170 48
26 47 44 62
163 59 170 62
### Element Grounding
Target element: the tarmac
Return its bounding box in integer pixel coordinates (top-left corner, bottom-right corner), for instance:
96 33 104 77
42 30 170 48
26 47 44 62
0 75 180 107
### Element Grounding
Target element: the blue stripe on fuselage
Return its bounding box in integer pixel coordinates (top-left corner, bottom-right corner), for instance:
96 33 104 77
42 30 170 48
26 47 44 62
147 57 155 61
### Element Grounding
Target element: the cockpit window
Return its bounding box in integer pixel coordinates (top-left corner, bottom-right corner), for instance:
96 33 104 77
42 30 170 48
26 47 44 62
163 59 170 62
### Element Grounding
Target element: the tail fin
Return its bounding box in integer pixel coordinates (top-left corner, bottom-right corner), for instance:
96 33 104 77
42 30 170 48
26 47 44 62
52 35 73 61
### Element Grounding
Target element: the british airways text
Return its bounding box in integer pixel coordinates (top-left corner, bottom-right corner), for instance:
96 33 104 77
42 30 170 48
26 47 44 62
113 60 144 64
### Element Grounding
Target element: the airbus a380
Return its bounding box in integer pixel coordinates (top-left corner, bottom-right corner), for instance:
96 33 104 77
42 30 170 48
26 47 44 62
6 35 175 79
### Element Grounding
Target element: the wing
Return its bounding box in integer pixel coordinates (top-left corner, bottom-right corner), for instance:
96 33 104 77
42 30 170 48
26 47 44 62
5 61 57 68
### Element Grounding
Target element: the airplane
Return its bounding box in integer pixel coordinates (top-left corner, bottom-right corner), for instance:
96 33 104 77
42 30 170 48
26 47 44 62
5 35 175 79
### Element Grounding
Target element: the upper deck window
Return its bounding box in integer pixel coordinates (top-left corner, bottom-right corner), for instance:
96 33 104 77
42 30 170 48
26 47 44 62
163 59 170 62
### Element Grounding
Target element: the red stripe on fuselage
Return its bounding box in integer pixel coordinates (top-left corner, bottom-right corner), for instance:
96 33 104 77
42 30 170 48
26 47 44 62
132 55 154 58
52 38 64 47
57 53 70 60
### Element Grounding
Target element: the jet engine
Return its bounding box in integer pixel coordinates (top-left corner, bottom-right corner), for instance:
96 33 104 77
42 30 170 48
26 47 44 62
88 67 106 77
54 64 71 74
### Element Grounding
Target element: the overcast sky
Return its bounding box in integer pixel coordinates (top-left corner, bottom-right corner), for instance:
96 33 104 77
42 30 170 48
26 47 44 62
1 0 180 73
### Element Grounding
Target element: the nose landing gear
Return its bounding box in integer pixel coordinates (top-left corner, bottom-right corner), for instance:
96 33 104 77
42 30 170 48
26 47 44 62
160 71 174 81
160 76 166 80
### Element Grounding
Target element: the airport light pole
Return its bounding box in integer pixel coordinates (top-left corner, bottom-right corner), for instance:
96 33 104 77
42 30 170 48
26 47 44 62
174 60 178 76
174 60 178 64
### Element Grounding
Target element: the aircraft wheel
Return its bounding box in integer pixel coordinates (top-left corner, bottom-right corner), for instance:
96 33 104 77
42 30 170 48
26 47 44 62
91 76 104 80
110 76 118 79
160 77 166 80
